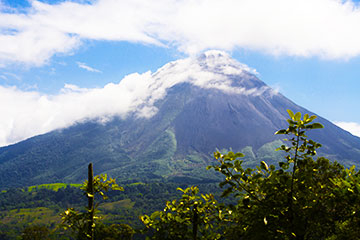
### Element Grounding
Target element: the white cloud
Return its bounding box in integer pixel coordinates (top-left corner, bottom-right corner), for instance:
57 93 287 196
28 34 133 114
334 121 360 137
0 51 269 146
61 83 88 93
76 62 102 73
1 0 360 66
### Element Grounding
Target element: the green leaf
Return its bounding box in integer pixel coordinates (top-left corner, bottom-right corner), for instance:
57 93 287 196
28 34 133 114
214 151 221 159
311 123 324 129
260 161 269 171
304 113 309 121
150 211 160 219
309 115 317 121
227 151 235 160
287 109 295 119
275 129 287 135
234 152 245 158
294 112 301 121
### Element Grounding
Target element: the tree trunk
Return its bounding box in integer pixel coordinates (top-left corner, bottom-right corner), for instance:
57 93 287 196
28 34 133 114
87 163 94 240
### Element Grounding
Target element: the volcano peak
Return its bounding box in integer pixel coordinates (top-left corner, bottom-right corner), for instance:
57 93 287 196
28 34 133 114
196 50 258 76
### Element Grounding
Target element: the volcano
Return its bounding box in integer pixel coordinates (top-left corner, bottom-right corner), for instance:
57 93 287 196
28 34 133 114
0 51 359 188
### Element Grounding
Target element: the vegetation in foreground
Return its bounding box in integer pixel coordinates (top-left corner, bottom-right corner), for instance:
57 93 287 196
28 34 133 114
1 110 360 239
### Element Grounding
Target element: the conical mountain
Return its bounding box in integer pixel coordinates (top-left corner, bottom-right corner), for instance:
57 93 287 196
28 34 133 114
0 51 359 188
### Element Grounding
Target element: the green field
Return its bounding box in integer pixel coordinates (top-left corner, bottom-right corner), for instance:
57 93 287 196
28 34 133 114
26 183 82 192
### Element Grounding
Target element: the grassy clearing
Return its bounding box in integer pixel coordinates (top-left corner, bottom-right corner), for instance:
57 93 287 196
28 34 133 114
0 207 60 225
27 183 82 192
100 199 135 211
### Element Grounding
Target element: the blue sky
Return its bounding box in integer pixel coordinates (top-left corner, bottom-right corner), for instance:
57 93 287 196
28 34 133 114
0 0 360 146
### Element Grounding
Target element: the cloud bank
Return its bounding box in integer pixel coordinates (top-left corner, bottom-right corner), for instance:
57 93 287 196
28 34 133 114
334 121 360 138
1 0 360 66
0 51 268 146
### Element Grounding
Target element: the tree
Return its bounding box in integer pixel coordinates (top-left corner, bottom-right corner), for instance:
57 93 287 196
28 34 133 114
140 186 222 240
61 163 124 240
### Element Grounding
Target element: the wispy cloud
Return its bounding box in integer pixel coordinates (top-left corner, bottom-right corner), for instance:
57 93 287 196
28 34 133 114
0 51 268 146
0 72 21 81
1 0 360 66
334 121 360 138
76 62 102 73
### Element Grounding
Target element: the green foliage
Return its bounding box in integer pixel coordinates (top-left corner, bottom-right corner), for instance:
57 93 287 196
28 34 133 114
0 184 86 211
140 186 222 240
81 174 124 200
94 222 134 240
328 165 360 239
207 110 357 239
61 172 124 240
0 180 214 238
21 225 50 240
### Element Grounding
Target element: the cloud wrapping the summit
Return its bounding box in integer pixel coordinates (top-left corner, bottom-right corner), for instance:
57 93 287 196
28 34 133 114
0 52 267 146
1 0 360 65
